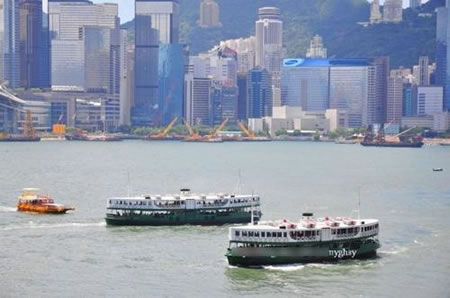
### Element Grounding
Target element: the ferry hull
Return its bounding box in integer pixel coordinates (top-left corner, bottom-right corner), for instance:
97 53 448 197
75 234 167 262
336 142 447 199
226 239 380 267
361 141 423 148
105 211 254 226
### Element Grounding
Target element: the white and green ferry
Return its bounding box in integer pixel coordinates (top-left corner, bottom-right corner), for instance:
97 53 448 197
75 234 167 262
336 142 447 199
226 212 380 267
105 189 261 226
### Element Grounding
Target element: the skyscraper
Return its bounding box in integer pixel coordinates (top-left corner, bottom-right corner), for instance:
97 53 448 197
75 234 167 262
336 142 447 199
18 0 47 89
255 7 283 73
383 0 403 23
370 57 390 125
417 86 444 116
199 0 220 28
247 67 272 118
184 73 211 125
418 56 430 86
436 1 450 110
2 0 20 88
280 59 329 111
386 76 403 124
134 0 179 126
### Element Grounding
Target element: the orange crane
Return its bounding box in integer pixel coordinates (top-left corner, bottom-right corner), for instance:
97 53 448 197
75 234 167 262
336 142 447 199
237 120 256 139
183 119 201 141
150 117 178 139
205 118 228 139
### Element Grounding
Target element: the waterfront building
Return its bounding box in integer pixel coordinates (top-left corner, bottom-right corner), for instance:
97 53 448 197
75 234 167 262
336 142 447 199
417 86 444 116
184 74 211 125
255 7 283 73
370 0 382 24
306 35 327 59
199 0 220 28
49 1 120 91
386 76 403 124
237 73 247 120
119 31 134 127
436 3 448 109
18 0 50 89
2 0 20 88
383 0 403 23
133 0 179 126
401 113 450 132
158 44 184 126
403 83 417 117
417 56 430 86
280 59 329 111
247 67 272 118
370 57 390 125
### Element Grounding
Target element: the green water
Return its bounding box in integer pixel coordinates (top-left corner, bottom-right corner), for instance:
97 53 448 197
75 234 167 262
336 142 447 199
0 141 449 297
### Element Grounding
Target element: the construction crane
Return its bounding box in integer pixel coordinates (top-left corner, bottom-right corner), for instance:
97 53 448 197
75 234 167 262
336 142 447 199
183 119 201 141
150 117 178 139
237 120 256 139
23 110 36 138
206 118 228 139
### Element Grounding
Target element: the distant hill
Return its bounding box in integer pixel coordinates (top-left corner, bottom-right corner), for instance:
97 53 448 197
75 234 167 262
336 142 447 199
122 0 444 68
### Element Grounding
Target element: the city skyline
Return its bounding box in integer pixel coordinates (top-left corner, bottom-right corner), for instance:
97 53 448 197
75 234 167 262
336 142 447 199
93 0 429 24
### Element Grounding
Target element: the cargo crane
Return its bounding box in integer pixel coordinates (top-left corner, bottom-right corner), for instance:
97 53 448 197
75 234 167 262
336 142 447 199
183 119 202 141
236 120 271 142
149 117 178 140
205 118 228 140
237 120 256 139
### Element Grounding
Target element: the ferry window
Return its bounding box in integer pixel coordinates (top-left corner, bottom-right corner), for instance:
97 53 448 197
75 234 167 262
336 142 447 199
317 231 320 236
255 232 260 237
277 232 282 237
235 231 240 237
283 232 287 237
242 231 248 237
332 230 336 235
249 232 254 237
305 231 311 237
261 232 265 237
267 232 271 237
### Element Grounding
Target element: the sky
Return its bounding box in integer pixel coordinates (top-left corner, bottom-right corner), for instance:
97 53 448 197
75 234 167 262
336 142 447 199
93 0 430 24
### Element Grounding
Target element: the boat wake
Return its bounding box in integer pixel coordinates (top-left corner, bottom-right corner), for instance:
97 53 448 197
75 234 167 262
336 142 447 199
264 263 334 271
0 206 17 212
1 221 106 231
378 246 408 256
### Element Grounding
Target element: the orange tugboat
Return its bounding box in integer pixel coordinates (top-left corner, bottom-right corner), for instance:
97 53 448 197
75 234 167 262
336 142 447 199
17 188 75 214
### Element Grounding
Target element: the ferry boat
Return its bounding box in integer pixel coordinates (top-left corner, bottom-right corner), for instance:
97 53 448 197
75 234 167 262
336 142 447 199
17 188 75 214
105 188 261 226
226 212 380 267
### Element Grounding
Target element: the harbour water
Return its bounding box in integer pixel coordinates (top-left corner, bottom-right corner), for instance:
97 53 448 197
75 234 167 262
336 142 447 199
0 141 449 297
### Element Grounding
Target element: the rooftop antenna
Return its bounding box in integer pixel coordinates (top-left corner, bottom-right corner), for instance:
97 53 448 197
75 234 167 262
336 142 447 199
358 187 361 220
237 169 242 195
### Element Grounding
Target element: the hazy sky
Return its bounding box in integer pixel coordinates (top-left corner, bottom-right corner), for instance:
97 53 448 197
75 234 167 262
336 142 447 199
92 0 430 24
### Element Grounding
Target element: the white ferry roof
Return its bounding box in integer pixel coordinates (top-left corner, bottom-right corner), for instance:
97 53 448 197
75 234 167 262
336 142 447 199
235 218 379 230
109 193 259 201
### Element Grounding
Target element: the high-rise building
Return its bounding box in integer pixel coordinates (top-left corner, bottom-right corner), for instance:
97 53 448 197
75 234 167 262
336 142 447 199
247 67 272 118
383 0 403 23
280 59 329 111
158 44 184 126
2 0 20 88
417 56 430 86
199 0 220 28
329 61 371 128
410 0 422 9
370 57 390 125
386 76 403 124
402 83 417 117
436 1 450 111
215 37 256 73
237 73 248 120
119 29 134 126
134 0 179 126
255 7 283 73
306 34 327 59
370 0 382 24
417 86 444 116
184 73 211 125
49 1 120 91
